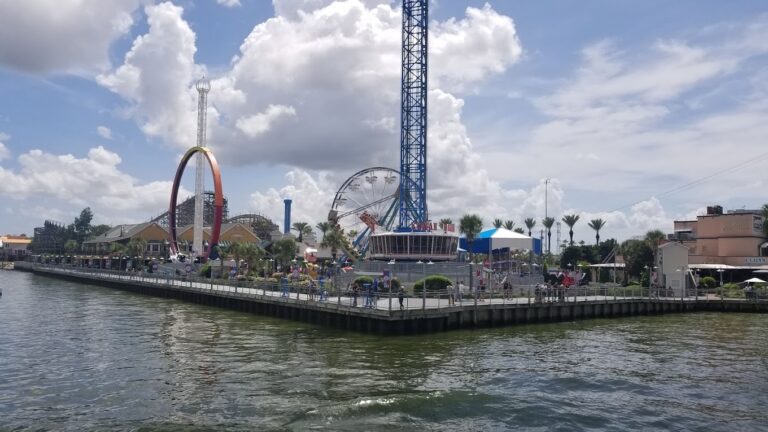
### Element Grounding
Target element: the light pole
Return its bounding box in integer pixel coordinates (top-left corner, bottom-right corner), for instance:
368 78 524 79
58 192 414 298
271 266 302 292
717 268 725 300
418 260 425 310
388 259 395 311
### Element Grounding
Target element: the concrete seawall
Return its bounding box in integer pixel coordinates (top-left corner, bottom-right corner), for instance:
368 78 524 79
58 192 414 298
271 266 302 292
15 263 768 335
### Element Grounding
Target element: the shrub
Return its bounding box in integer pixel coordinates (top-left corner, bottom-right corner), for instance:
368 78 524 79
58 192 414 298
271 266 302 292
700 276 717 289
413 275 453 292
354 276 374 286
718 283 744 299
199 263 211 277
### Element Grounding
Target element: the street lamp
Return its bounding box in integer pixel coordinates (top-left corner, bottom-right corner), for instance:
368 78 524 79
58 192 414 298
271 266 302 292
716 268 726 301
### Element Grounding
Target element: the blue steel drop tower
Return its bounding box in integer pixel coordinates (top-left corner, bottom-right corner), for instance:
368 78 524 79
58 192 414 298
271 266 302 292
398 0 428 230
367 0 459 261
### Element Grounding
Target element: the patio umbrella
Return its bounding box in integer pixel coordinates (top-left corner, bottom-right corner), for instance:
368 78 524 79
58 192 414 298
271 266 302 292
744 277 766 284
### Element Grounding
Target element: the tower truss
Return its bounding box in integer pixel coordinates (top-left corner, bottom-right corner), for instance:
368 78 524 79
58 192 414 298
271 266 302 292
398 0 428 230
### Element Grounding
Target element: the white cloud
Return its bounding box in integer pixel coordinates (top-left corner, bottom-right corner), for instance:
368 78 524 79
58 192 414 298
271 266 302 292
99 0 522 172
97 2 200 149
0 146 189 220
217 0 241 7
0 133 9 161
97 126 113 140
0 0 142 74
235 105 296 137
249 169 337 231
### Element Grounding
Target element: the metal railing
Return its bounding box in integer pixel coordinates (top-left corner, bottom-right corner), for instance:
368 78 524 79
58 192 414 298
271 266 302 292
16 262 768 316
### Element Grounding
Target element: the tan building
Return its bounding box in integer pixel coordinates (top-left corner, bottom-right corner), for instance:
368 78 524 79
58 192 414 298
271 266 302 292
176 223 259 252
671 207 768 267
83 223 169 256
1 234 32 259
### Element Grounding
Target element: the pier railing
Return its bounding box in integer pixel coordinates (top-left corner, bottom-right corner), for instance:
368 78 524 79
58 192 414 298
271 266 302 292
15 262 768 315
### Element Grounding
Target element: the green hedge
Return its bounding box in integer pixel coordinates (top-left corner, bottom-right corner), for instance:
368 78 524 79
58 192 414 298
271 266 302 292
718 283 745 299
413 275 453 292
700 276 717 289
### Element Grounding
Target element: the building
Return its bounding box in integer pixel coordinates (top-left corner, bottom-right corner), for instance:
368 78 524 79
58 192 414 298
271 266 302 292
82 223 169 257
657 241 690 296
1 234 32 260
176 223 260 253
671 206 767 267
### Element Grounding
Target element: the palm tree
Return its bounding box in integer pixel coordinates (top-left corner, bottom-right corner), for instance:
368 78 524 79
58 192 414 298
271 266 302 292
459 214 483 293
493 218 503 229
126 237 148 270
524 218 536 237
763 204 768 235
271 237 297 270
64 239 79 255
503 220 515 231
315 222 330 240
439 218 453 229
292 221 312 243
320 226 348 263
588 218 606 245
228 241 247 273
542 217 555 255
241 243 264 276
645 229 666 268
347 229 358 242
513 227 525 234
561 214 581 246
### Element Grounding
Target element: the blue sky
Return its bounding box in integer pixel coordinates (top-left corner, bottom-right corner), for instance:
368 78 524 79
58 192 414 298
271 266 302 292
1 0 767 246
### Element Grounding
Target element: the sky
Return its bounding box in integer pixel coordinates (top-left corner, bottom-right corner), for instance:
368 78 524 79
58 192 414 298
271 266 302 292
0 0 767 247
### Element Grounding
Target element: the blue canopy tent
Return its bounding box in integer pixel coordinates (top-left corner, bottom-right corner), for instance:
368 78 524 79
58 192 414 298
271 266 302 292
459 228 533 254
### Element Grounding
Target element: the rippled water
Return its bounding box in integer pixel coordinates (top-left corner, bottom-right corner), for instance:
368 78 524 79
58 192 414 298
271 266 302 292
2 271 768 431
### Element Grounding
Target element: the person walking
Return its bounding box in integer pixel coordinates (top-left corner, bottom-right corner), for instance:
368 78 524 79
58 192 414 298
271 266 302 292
398 286 405 310
458 280 466 303
447 283 455 306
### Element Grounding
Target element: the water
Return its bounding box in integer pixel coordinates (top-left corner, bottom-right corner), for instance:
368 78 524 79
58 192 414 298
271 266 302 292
2 271 768 431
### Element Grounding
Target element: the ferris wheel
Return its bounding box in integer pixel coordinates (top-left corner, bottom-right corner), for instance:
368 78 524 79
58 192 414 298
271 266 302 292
328 167 400 255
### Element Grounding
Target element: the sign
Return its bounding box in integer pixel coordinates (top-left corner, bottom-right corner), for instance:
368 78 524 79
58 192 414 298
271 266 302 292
152 263 158 271
745 257 767 265
754 215 764 235
185 264 192 273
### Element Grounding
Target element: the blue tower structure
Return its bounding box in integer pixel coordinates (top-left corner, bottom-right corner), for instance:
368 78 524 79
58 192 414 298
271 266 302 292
398 0 428 230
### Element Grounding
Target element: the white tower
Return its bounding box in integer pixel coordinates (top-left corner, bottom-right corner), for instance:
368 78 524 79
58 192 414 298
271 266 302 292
193 77 211 258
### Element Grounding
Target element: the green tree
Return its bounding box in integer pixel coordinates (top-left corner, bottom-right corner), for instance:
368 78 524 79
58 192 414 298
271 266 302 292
126 238 148 270
109 242 126 256
459 214 483 291
588 219 606 246
513 227 525 234
503 220 515 230
560 246 583 270
64 239 79 255
347 229 358 242
241 243 264 276
492 218 503 229
439 218 453 229
272 237 297 269
524 217 536 237
598 238 619 263
562 214 581 246
292 221 312 243
89 224 112 239
542 217 555 255
762 204 768 235
320 226 350 263
315 222 330 240
73 207 94 243
621 239 654 279
228 242 247 273
644 229 666 268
